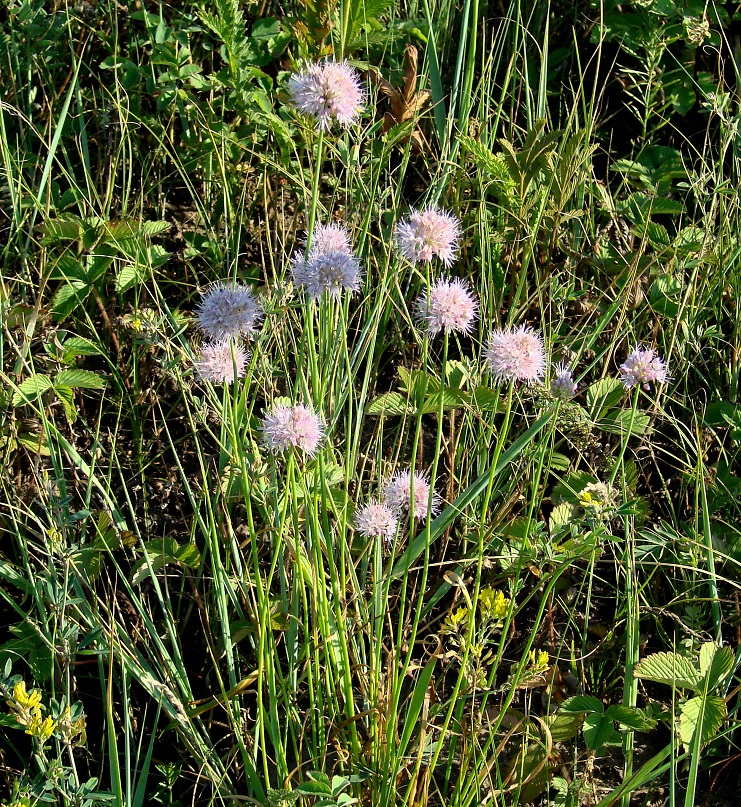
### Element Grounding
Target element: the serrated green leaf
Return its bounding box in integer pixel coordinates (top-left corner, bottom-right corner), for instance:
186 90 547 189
142 220 171 236
173 543 201 568
542 711 583 742
679 695 726 748
604 704 656 731
12 375 54 406
365 392 409 416
116 264 145 293
699 643 735 689
55 369 106 390
62 336 103 363
586 378 624 419
600 409 650 436
583 711 618 750
634 651 701 691
52 280 89 320
560 695 603 714
55 385 77 422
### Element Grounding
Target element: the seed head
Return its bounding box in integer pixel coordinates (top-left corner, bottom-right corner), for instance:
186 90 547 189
196 282 263 341
395 207 461 267
262 403 325 456
382 469 441 520
292 248 363 298
353 500 398 540
195 341 249 384
619 345 668 390
550 362 578 401
485 324 546 385
415 277 478 336
288 60 365 129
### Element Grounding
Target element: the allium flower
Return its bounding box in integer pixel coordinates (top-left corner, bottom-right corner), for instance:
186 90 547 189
485 324 546 385
288 60 365 129
619 345 668 390
195 341 248 384
382 469 441 520
262 403 325 456
415 277 478 336
394 207 461 267
353 500 398 540
292 248 363 298
196 282 263 341
306 222 352 256
550 363 578 401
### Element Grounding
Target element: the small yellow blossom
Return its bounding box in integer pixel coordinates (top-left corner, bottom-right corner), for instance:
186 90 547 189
527 649 550 672
11 681 42 711
479 587 509 621
25 711 55 742
441 606 469 634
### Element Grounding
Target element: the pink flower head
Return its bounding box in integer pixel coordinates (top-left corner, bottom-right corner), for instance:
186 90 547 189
306 222 352 256
485 324 546 385
196 282 263 341
288 60 365 129
550 362 577 401
394 207 461 267
195 340 249 384
619 345 668 390
262 403 325 455
382 469 441 520
353 500 398 540
292 248 363 298
415 277 478 336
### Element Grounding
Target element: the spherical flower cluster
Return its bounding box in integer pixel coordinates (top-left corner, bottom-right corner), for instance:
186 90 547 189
382 469 441 520
550 363 578 401
307 222 352 255
353 500 398 540
415 277 478 336
195 341 248 384
288 60 365 130
196 282 263 341
395 207 461 267
485 325 546 385
619 345 668 390
293 249 363 298
262 403 325 456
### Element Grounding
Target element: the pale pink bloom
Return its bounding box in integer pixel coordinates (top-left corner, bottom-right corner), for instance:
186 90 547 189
382 469 441 520
485 324 546 384
262 403 325 455
619 345 668 390
306 222 352 256
415 277 478 335
288 60 365 129
550 363 577 400
353 500 398 540
196 282 263 341
292 248 362 298
195 341 248 384
394 207 461 267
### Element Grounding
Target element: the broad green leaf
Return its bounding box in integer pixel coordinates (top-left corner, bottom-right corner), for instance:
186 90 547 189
173 543 201 568
583 711 619 750
679 695 726 748
55 369 106 390
699 643 734 689
62 336 103 363
12 375 54 406
634 651 701 691
52 280 89 320
600 409 650 436
560 695 603 715
586 378 624 420
116 264 145 293
54 385 77 422
365 392 409 416
542 711 583 742
604 704 657 731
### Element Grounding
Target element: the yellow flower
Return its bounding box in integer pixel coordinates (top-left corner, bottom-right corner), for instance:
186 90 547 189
479 587 509 621
441 606 469 634
11 681 42 711
527 649 550 672
25 711 55 742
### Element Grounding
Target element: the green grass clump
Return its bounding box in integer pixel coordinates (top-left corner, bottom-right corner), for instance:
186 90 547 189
1 1 740 806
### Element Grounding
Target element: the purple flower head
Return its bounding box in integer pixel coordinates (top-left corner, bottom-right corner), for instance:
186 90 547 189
292 248 363 299
382 469 441 520
415 277 478 336
195 340 249 384
394 207 461 267
550 362 578 401
353 500 398 540
619 345 668 390
262 403 325 456
288 60 365 130
485 324 546 385
196 282 263 341
306 222 352 256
